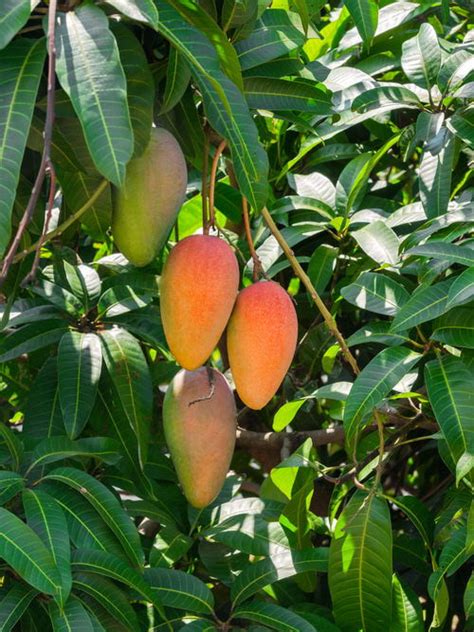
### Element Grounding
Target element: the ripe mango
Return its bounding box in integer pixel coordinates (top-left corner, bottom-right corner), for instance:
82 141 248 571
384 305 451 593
163 367 237 508
227 280 298 410
160 235 240 370
112 127 187 267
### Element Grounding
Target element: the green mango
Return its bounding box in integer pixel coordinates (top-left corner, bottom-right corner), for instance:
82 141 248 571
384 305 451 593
112 127 187 266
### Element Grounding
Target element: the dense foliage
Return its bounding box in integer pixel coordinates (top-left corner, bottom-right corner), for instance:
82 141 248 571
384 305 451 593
0 0 473 630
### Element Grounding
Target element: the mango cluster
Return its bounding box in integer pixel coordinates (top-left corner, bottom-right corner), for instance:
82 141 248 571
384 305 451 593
112 129 298 508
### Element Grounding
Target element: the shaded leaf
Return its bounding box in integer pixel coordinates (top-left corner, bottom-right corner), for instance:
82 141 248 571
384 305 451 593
145 567 214 614
233 601 317 632
341 272 410 316
390 278 455 332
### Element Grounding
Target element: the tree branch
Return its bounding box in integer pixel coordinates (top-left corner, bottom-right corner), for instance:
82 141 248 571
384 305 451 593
242 197 264 282
208 140 226 232
0 0 58 286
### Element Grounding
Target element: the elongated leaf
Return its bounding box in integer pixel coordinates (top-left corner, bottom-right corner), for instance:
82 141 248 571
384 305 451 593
0 37 46 255
0 320 68 363
231 548 329 605
406 243 474 267
345 0 378 48
0 423 23 472
23 357 64 439
307 245 338 295
448 107 474 147
204 514 291 556
49 597 95 632
71 549 164 614
329 491 392 632
27 112 84 172
347 322 410 348
58 331 102 438
273 400 306 432
352 85 421 113
447 267 474 309
156 0 269 211
22 489 71 605
431 307 474 348
111 23 154 157
59 171 112 240
0 1 40 50
0 507 62 597
150 525 193 567
43 467 144 567
428 526 472 604
63 262 102 311
391 574 424 632
341 272 410 316
0 583 37 632
351 220 399 265
401 23 441 89
425 356 474 479
28 436 121 472
419 127 454 218
73 572 140 631
243 77 332 113
98 286 153 318
145 568 214 614
100 328 152 468
344 346 421 457
31 278 83 315
0 471 24 506
389 495 434 549
233 601 317 632
103 0 158 28
390 278 454 332
54 3 133 186
160 45 191 115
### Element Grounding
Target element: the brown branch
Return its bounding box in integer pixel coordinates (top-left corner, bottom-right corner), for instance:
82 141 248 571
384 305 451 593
242 197 264 282
202 131 210 235
12 180 109 265
260 206 360 375
208 140 226 232
0 0 58 287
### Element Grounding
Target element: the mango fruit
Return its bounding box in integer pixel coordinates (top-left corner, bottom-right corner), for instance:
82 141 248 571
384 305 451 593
160 235 239 370
163 367 237 508
227 280 298 410
112 127 187 267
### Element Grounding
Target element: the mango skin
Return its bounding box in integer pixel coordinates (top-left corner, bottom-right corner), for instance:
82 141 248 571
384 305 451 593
112 127 187 267
160 235 240 370
227 280 298 410
163 367 237 508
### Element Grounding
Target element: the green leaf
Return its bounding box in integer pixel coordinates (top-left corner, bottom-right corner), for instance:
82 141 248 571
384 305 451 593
344 0 378 48
351 220 399 265
447 267 474 309
347 322 410 348
0 37 46 255
0 471 24 506
71 549 164 614
100 328 152 469
431 307 474 348
428 526 472 603
231 548 329 605
160 46 192 115
0 1 40 50
22 489 72 605
390 574 424 632
43 467 144 568
341 272 410 316
401 23 441 89
406 243 474 267
62 262 102 311
23 357 64 440
103 0 159 28
98 286 153 318
72 572 140 631
344 346 421 457
388 495 434 549
49 597 95 632
352 85 421 113
111 23 155 157
233 601 317 632
419 128 455 218
27 112 84 173
235 9 305 70
0 507 62 597
204 514 291 556
156 0 269 210
273 400 306 432
31 278 83 315
145 567 214 614
307 245 338 295
54 3 133 186
447 107 474 147
59 172 112 240
425 356 474 478
150 525 193 567
58 331 102 439
329 491 392 632
243 77 332 113
27 436 121 472
390 278 455 332
0 320 68 363
0 583 37 632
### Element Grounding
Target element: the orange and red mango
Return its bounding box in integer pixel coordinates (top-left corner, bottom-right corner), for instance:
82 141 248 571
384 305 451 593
160 235 240 370
112 127 187 267
163 367 237 508
227 280 298 410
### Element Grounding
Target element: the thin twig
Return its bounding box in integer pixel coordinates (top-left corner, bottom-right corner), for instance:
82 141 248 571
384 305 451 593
202 131 210 234
12 180 109 265
260 206 360 375
208 140 227 232
0 0 58 287
241 197 264 282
